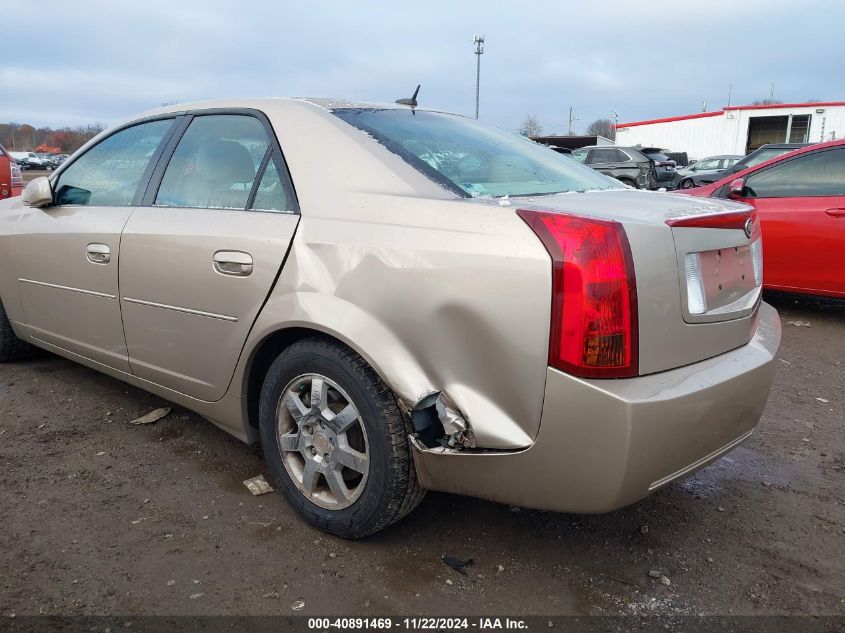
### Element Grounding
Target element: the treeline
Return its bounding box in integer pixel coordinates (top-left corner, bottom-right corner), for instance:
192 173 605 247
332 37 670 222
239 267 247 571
0 122 106 154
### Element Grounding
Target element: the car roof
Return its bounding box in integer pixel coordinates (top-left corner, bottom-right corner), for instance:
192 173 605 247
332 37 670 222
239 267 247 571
135 97 445 121
710 138 845 186
576 145 640 151
754 143 810 150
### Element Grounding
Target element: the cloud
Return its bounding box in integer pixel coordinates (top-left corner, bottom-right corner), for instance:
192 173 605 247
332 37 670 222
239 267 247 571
4 0 843 132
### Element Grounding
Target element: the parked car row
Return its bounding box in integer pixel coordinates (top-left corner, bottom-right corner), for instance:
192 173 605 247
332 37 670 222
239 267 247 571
8 151 68 170
676 143 809 189
570 141 818 193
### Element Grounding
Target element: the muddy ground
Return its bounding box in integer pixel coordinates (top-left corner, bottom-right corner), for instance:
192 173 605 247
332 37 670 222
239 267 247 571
0 294 843 617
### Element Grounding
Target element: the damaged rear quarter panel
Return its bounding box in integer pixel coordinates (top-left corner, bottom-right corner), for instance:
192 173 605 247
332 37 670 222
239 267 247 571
231 100 552 449
243 195 552 449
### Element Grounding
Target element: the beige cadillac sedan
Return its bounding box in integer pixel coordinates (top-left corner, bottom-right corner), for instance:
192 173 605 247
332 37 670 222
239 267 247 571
0 99 780 537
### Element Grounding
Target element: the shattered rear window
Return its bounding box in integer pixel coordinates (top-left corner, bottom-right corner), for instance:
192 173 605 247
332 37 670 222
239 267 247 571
333 108 620 198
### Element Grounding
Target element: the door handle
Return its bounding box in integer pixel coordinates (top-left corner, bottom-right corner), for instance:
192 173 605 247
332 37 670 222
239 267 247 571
824 208 845 218
213 251 253 276
86 243 111 264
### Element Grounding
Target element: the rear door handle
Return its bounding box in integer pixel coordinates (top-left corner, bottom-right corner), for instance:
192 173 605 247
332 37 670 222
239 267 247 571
213 250 253 276
86 243 111 264
824 208 845 218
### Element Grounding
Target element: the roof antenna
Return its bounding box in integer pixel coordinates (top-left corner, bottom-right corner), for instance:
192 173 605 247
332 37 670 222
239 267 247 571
396 85 420 108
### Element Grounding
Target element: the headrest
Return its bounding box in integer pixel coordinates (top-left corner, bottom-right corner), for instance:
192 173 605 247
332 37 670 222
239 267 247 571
195 139 255 184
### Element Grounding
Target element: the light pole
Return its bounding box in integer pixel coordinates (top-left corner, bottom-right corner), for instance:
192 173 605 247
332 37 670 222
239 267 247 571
473 35 485 119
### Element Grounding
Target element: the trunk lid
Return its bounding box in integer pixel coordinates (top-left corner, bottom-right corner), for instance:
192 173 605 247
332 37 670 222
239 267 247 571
504 189 762 375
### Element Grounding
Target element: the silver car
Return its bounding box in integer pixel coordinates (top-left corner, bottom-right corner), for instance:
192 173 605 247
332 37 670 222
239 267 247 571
0 99 780 537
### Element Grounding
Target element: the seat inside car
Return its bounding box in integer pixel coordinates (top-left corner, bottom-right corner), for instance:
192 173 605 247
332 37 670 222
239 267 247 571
173 138 255 209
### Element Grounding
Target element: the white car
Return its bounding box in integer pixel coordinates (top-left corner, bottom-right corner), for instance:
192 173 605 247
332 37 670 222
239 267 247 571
9 151 50 170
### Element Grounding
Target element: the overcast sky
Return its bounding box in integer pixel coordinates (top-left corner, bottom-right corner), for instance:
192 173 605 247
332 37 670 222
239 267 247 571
3 1 843 133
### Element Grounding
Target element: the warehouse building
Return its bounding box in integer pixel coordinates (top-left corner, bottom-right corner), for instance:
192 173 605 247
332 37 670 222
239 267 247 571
614 101 845 160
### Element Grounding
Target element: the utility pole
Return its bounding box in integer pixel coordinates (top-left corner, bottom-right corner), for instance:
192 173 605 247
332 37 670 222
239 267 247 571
727 84 732 108
473 35 485 119
769 82 775 103
567 106 578 135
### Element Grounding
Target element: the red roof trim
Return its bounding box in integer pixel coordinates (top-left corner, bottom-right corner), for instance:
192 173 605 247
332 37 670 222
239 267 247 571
615 111 723 129
723 101 845 111
616 100 845 129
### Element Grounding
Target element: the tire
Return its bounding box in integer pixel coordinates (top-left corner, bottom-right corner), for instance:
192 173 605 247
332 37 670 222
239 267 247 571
680 179 695 189
0 298 35 363
617 178 638 189
258 336 425 538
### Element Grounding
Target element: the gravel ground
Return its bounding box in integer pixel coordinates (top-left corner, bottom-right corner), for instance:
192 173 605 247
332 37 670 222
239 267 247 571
0 293 843 617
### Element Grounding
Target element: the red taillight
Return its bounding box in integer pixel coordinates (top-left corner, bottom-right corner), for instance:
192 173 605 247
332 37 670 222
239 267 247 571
518 209 638 378
665 209 755 231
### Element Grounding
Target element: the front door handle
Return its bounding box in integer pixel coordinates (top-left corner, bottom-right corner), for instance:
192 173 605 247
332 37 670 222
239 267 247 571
213 251 253 276
86 243 111 264
825 208 845 218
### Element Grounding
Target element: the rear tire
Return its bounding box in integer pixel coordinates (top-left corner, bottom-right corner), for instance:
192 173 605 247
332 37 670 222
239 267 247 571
617 178 638 188
258 337 425 538
0 299 35 363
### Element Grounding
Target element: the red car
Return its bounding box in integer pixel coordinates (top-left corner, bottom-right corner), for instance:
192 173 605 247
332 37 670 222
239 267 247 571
681 139 845 298
0 144 24 200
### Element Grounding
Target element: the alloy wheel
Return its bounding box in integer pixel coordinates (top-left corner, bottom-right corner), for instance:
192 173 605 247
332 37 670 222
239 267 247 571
275 373 370 510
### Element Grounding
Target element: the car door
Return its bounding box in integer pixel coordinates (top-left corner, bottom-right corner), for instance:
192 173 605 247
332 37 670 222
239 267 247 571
119 111 300 401
586 148 619 174
734 146 845 296
12 118 176 370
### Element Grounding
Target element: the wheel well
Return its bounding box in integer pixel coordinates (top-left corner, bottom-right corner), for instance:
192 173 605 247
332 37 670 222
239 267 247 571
617 177 637 187
245 327 340 430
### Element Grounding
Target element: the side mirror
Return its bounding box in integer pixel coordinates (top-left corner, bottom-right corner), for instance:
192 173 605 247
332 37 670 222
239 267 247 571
728 177 746 199
22 176 53 208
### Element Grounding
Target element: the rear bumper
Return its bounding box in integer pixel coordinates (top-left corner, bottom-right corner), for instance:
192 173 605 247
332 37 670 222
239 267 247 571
411 302 781 513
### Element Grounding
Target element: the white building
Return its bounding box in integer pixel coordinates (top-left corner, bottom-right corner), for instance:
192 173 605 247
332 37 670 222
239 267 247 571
615 101 845 160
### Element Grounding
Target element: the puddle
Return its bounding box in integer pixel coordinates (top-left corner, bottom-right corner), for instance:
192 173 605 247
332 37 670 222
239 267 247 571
679 446 797 498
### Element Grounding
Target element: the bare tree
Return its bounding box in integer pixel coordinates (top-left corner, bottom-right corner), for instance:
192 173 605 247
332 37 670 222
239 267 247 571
0 121 106 152
751 98 783 106
585 118 615 140
519 114 542 138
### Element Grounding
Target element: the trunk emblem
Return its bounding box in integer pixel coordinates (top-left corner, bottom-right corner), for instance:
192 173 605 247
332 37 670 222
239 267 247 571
743 218 754 239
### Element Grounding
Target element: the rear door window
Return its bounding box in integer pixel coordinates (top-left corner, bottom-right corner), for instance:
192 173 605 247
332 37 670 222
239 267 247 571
570 149 588 164
588 148 627 164
745 148 845 198
250 159 294 212
155 115 270 210
54 119 173 206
